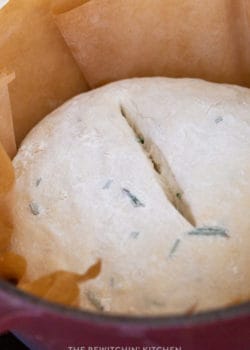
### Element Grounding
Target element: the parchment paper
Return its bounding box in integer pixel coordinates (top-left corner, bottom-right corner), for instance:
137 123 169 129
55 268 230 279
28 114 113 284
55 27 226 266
56 0 250 88
0 72 16 158
0 0 88 146
0 142 27 283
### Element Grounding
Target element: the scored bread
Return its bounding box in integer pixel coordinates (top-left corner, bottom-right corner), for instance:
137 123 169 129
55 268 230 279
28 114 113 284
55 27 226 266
12 78 250 315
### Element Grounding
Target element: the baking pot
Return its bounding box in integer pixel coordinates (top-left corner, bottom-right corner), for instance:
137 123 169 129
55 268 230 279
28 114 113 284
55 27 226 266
0 278 249 350
1 1 250 348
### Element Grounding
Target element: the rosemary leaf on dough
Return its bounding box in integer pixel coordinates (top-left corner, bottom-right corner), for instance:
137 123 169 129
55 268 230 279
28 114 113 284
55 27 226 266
86 290 104 311
29 202 40 216
187 226 229 238
169 238 181 257
122 188 145 208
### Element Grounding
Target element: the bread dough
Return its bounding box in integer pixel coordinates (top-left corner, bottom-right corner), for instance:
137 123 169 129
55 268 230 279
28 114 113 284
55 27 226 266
12 78 250 315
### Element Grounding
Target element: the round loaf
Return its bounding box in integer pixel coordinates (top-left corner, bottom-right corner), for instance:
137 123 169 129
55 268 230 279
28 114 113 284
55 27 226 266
12 77 250 315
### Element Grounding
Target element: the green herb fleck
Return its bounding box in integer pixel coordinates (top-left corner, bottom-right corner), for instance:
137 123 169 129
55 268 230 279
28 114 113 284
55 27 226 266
36 178 42 187
215 116 223 124
145 298 165 307
187 226 229 238
122 188 145 208
86 291 104 311
151 300 165 307
169 238 181 257
102 179 113 190
130 231 140 239
137 136 144 144
176 192 182 200
29 202 40 216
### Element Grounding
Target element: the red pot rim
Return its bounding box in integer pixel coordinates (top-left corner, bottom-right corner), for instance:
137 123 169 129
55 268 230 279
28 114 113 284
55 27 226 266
0 278 250 328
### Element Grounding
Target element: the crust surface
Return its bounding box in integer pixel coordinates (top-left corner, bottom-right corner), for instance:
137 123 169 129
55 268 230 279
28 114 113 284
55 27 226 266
12 78 250 315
